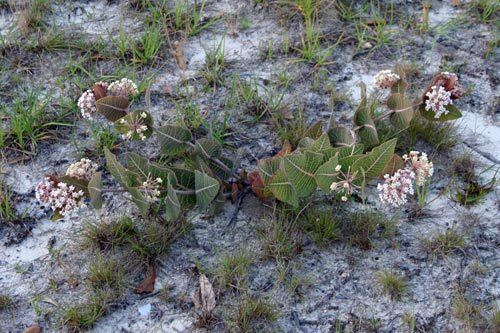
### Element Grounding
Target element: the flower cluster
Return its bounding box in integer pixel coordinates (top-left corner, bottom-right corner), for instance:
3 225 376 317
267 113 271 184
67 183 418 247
402 151 433 186
77 78 137 119
330 165 357 202
66 158 98 181
118 112 149 140
425 85 452 119
108 78 138 97
373 70 400 89
377 169 415 207
77 90 97 119
141 174 163 202
35 177 85 216
378 150 434 207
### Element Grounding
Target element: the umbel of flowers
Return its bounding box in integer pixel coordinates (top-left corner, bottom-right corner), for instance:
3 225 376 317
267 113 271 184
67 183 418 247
35 68 464 220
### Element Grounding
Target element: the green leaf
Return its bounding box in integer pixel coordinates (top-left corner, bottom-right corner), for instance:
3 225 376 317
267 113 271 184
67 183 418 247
171 167 196 206
88 172 102 209
194 171 220 210
126 152 150 180
391 65 408 94
338 154 364 171
352 138 397 178
303 120 323 139
266 170 299 207
327 126 355 147
315 155 340 192
194 138 222 158
114 110 153 141
387 93 413 131
164 181 181 221
157 125 192 156
258 157 282 183
322 145 364 160
104 148 135 188
127 187 150 216
354 83 379 148
419 104 462 121
95 96 129 121
297 137 315 150
310 134 332 153
283 152 322 198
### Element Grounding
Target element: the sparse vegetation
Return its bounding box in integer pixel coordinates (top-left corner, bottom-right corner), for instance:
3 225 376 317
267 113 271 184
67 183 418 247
376 270 407 300
225 295 278 333
213 248 253 291
422 228 466 257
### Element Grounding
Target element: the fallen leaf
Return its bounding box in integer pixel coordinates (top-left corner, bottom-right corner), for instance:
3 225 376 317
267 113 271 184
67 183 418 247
134 265 156 294
172 41 187 70
451 0 460 6
248 170 265 201
192 273 216 316
22 324 40 333
231 183 239 204
276 140 292 157
92 83 108 100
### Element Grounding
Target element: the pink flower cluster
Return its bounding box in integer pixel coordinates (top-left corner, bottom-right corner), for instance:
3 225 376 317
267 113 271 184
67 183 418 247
377 151 434 207
66 158 98 181
35 178 85 216
77 78 137 119
425 85 452 119
377 169 415 207
402 151 433 186
373 70 400 89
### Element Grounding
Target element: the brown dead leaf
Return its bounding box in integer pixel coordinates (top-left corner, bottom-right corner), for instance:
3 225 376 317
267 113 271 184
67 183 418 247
451 0 461 6
192 273 216 315
172 41 187 70
134 265 156 294
276 140 292 157
22 324 40 333
231 183 239 204
92 83 108 100
248 170 266 202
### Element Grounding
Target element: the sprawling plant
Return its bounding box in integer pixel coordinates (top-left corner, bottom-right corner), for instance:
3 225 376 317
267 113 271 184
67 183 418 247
248 67 465 207
35 67 465 220
37 78 243 220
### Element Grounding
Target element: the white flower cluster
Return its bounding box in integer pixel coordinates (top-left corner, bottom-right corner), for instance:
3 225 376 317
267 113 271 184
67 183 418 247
35 178 85 216
425 85 452 119
77 78 137 119
373 70 400 89
108 78 138 97
330 165 356 202
378 150 434 207
77 90 97 119
377 168 415 207
440 71 458 81
119 112 149 140
141 174 163 202
402 151 433 186
66 158 98 181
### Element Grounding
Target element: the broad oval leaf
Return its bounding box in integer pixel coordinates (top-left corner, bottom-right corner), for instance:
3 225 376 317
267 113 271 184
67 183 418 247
88 172 102 209
157 125 192 156
194 171 220 210
419 104 462 121
266 169 299 207
315 155 340 192
114 110 153 141
352 138 397 179
327 126 355 147
96 96 129 121
388 93 413 131
164 180 181 221
283 152 322 198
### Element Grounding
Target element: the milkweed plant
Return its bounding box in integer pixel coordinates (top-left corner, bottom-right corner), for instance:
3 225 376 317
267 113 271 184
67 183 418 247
35 67 465 220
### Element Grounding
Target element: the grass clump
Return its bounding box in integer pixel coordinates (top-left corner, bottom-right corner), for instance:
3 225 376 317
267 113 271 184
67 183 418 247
226 295 279 333
299 210 341 247
213 248 252 291
342 210 396 250
376 271 407 300
0 294 14 310
421 228 466 257
452 294 487 332
202 39 228 90
60 291 110 332
86 254 127 298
